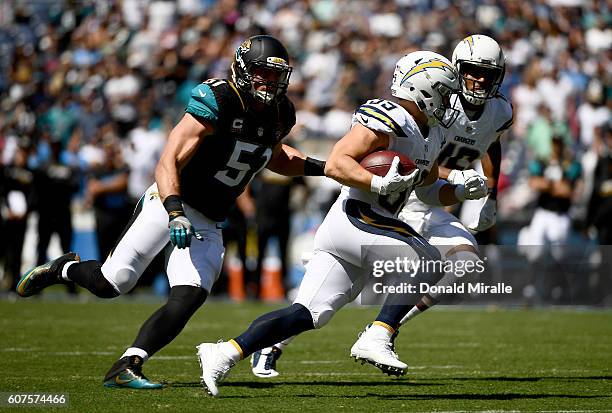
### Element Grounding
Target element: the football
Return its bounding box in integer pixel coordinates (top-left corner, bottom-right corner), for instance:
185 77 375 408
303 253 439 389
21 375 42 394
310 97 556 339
359 150 417 176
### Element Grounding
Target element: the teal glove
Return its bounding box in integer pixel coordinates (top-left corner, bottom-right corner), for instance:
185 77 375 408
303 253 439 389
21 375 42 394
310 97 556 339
169 215 194 249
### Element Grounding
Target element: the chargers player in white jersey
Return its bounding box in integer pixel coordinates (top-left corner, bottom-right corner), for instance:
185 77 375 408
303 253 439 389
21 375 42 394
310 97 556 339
250 35 514 378
347 34 514 375
194 51 489 396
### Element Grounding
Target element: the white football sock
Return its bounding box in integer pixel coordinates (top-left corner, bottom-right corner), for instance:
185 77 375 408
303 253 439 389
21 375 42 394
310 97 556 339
220 341 241 363
369 323 393 339
121 347 149 361
61 261 79 282
400 306 422 326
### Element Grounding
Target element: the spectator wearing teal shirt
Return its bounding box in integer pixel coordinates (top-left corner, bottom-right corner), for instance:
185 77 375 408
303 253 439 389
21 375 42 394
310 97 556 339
526 104 571 161
519 137 582 263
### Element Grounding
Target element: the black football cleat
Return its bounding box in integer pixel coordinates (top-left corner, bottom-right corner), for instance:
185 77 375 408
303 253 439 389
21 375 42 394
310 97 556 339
16 252 80 297
103 356 162 389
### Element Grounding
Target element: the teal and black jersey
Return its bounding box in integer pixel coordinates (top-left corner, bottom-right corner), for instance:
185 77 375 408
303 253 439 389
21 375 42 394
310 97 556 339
181 78 296 221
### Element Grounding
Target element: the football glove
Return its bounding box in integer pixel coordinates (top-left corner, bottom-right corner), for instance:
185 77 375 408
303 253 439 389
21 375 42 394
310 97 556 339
454 174 488 201
468 196 497 232
447 169 483 186
370 156 420 196
169 215 195 249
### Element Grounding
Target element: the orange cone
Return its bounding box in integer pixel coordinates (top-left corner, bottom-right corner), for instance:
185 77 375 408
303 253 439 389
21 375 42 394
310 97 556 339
260 255 285 302
227 255 246 302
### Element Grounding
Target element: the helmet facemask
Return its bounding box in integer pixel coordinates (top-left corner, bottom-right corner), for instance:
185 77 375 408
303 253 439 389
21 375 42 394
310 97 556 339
456 60 504 105
431 82 460 128
232 49 292 105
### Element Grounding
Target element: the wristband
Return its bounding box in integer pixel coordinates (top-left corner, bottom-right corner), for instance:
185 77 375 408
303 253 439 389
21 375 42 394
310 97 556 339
370 174 383 194
163 195 185 219
304 157 326 176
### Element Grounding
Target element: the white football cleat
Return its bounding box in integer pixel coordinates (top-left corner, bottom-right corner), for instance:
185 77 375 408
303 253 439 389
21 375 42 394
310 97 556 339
251 346 282 378
350 324 407 376
196 342 235 396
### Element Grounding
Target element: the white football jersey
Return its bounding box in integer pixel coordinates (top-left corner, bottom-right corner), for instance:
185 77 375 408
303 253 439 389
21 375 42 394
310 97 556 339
403 93 513 214
437 94 513 170
338 98 446 217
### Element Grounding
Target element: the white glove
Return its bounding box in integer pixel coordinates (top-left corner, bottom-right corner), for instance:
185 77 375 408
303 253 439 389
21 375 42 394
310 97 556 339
454 174 488 201
447 169 482 186
468 196 497 232
370 156 420 196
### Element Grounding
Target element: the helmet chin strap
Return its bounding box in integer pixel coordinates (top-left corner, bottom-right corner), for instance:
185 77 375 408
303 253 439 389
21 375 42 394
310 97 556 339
459 93 485 114
463 92 486 106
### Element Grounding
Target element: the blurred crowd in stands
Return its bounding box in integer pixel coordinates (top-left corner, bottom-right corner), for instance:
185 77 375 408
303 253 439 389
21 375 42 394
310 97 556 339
0 0 610 297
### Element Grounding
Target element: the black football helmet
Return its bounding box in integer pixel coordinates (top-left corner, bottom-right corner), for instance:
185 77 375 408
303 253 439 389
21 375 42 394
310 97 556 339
231 35 292 105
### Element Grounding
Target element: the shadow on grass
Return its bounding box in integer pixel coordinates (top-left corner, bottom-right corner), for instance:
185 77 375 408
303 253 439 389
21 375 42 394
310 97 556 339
425 375 612 382
360 393 609 401
168 375 612 401
169 380 438 389
170 375 612 389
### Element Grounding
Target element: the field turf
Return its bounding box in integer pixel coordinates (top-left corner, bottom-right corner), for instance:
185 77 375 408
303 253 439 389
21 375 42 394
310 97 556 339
1 298 611 412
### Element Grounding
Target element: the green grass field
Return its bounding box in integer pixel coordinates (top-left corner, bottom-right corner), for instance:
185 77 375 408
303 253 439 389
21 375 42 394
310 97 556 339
1 298 611 412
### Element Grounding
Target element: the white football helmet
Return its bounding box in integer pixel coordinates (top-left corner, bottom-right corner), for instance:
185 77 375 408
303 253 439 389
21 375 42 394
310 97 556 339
452 35 505 105
391 51 460 128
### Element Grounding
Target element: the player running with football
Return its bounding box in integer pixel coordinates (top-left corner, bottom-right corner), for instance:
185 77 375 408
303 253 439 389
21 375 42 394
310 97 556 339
195 50 489 396
15 35 327 389
346 34 513 376
251 35 514 378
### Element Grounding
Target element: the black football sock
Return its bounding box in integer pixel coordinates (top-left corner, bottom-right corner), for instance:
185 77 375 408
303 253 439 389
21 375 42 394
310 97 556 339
374 303 412 331
131 286 207 357
233 303 314 358
376 293 438 330
67 260 119 298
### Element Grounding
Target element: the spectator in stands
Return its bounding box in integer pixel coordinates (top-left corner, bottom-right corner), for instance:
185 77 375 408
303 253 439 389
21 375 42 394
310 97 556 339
34 139 79 266
2 144 34 291
587 125 612 245
84 135 131 260
519 137 582 260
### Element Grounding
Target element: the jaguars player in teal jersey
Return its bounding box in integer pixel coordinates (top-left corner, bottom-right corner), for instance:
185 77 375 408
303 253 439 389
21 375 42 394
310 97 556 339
16 35 326 389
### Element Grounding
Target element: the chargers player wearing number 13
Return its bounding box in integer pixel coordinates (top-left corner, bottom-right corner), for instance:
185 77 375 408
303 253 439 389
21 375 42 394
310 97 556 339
15 35 326 389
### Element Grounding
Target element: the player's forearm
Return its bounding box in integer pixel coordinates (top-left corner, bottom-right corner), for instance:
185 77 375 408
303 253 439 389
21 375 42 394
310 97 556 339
415 180 466 206
483 141 501 199
324 154 372 192
438 166 452 180
267 144 325 177
155 157 181 201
